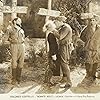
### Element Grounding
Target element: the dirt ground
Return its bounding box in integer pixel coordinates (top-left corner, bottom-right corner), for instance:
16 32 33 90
0 61 100 94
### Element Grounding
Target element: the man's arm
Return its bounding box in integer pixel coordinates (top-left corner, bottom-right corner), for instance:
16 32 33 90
18 28 25 42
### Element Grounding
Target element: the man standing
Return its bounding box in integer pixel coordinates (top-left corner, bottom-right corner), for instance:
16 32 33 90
2 17 25 85
80 14 100 86
54 16 73 88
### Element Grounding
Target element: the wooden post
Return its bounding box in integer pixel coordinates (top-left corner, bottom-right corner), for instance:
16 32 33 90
12 0 17 19
0 0 28 26
45 0 52 53
0 1 3 27
37 0 60 52
45 0 52 22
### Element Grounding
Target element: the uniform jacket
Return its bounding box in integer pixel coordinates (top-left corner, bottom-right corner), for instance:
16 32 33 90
59 23 73 60
3 25 25 44
81 25 100 63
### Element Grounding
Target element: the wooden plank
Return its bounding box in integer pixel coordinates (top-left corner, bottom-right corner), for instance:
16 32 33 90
0 0 28 24
26 85 41 94
8 86 33 94
14 6 28 13
2 6 11 13
3 6 28 13
7 82 40 94
45 0 52 21
38 8 61 17
81 13 94 19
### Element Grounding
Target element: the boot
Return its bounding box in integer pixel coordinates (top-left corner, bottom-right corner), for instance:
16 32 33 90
11 68 17 85
60 76 72 88
85 63 91 78
78 63 91 87
16 67 22 84
60 77 67 83
92 63 97 80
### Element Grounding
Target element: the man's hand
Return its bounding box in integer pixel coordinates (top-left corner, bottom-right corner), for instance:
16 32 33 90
52 54 57 60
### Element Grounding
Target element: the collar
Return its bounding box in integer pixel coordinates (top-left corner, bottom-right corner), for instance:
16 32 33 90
14 25 21 30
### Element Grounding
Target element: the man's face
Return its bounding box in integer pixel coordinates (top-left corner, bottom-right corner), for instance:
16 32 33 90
16 18 22 26
46 24 54 32
54 20 63 29
89 18 97 26
43 20 56 32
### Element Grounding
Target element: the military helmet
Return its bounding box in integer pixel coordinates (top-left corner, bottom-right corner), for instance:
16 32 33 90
55 16 67 22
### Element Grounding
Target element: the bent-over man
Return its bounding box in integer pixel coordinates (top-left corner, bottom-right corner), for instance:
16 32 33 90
43 20 60 86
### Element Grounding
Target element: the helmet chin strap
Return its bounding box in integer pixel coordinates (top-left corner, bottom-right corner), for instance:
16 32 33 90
16 24 23 29
16 24 21 27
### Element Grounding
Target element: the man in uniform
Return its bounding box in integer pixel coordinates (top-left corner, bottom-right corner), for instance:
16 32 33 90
54 16 73 88
2 17 25 85
80 14 100 86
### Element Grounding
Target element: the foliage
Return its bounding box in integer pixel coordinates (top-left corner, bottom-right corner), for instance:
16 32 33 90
53 0 90 15
24 37 47 69
3 0 91 37
53 0 91 32
0 44 11 63
17 0 47 37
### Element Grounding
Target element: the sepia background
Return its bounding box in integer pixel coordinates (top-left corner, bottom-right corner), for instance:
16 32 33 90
0 0 100 94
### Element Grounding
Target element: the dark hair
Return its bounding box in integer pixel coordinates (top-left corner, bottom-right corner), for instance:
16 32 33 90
12 18 22 28
12 18 18 24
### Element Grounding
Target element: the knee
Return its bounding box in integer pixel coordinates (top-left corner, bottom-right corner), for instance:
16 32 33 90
12 61 17 68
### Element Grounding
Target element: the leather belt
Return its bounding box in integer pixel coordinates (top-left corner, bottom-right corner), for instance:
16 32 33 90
11 41 24 44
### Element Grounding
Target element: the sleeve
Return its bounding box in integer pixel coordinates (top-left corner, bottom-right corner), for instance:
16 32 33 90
48 33 58 55
60 26 72 45
18 28 25 42
53 30 60 39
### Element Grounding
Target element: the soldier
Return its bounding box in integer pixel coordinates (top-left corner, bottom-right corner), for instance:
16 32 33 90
2 17 25 85
54 16 73 88
79 14 100 87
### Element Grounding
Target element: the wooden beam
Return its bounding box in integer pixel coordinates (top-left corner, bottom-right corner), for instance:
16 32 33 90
12 0 17 19
0 1 3 26
45 0 52 22
3 6 28 13
0 0 28 25
38 8 61 17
